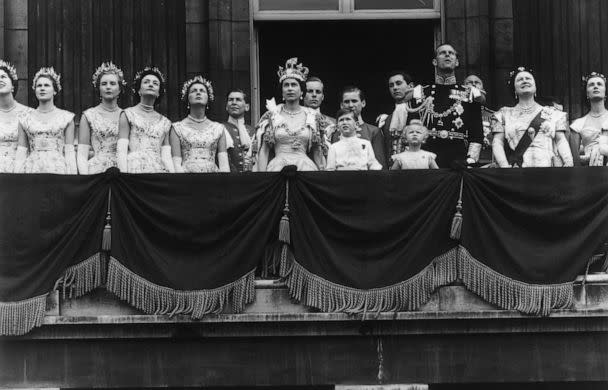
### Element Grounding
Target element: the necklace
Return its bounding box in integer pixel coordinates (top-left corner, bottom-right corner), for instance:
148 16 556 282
0 103 16 113
138 103 154 112
515 103 537 115
37 106 56 114
188 115 207 123
281 107 303 117
589 111 607 118
100 104 119 112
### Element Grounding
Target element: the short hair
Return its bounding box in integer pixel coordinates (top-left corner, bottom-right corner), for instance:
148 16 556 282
341 85 365 102
227 88 249 104
306 76 325 89
435 43 459 58
402 120 429 141
387 70 413 84
335 108 356 121
132 66 166 105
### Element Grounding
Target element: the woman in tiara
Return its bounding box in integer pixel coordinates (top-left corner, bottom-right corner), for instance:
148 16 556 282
492 67 573 168
77 62 126 174
252 57 326 171
170 76 229 173
15 67 76 174
0 60 31 173
117 66 174 173
571 72 608 166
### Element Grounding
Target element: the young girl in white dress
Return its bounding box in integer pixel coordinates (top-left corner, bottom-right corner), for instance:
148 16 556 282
390 120 439 170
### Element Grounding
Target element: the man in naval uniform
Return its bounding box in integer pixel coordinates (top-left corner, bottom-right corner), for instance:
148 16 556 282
413 44 484 168
328 86 387 169
223 89 255 172
376 70 417 167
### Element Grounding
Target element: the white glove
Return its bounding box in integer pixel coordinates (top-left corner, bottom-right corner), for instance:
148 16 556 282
217 151 230 172
172 156 184 173
64 144 77 174
77 144 90 174
117 138 129 172
161 145 175 173
14 146 27 173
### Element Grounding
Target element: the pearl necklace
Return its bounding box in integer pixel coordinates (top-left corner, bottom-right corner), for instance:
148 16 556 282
0 103 16 113
37 106 56 114
100 104 119 112
188 115 207 123
589 111 608 118
515 103 537 115
281 107 303 117
138 103 154 112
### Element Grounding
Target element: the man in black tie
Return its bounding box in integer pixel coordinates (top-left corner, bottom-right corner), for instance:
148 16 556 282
223 89 255 172
329 86 387 169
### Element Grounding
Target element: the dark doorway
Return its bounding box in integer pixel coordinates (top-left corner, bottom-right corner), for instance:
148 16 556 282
257 20 436 124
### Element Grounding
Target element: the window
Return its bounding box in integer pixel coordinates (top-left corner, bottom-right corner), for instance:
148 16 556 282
252 0 440 20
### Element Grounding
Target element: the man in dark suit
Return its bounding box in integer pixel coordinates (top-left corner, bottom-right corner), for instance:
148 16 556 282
376 70 416 166
329 86 387 168
223 89 255 172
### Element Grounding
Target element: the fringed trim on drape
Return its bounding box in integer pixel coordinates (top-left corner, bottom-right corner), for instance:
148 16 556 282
0 294 47 336
54 253 107 299
106 257 256 318
457 246 573 316
279 246 459 316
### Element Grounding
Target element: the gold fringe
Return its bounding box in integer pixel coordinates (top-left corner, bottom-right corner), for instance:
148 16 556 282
54 253 106 299
279 246 459 316
457 246 573 316
106 257 256 318
0 294 47 336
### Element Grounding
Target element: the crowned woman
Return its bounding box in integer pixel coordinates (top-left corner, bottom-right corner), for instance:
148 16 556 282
492 67 573 168
169 76 229 173
0 60 31 173
15 67 76 174
117 66 174 173
252 57 326 171
77 62 126 174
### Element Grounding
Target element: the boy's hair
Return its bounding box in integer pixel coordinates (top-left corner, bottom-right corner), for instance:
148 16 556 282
402 120 429 142
335 108 356 121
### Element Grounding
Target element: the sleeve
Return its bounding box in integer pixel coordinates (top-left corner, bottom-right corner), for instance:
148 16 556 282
370 126 387 169
491 108 506 134
366 141 382 170
464 100 484 145
570 117 585 134
555 111 568 133
325 144 337 171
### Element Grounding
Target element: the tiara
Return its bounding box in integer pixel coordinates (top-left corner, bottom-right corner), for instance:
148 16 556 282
507 66 534 86
582 71 607 84
277 57 309 83
92 61 127 88
180 75 215 102
0 60 18 82
132 66 166 94
32 67 62 92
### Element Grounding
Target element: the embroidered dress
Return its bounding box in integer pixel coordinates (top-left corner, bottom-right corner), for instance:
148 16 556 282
326 137 382 171
82 107 120 174
570 114 607 166
21 109 74 174
173 119 224 173
0 103 31 172
492 106 567 168
124 107 171 173
392 150 437 170
254 104 326 172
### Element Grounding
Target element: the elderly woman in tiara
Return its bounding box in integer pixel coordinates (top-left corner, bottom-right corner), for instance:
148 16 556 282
252 57 326 172
0 60 31 173
169 76 229 173
492 67 573 168
15 67 76 174
117 66 174 173
77 62 126 174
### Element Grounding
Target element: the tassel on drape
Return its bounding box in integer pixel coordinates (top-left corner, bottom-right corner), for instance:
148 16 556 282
106 258 256 318
457 246 573 316
279 180 290 245
53 253 106 299
0 294 47 336
279 248 460 316
102 188 112 251
450 177 464 240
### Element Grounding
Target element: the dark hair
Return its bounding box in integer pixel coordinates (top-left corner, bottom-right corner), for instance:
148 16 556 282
387 70 413 84
335 108 356 121
132 67 166 105
306 76 325 90
0 66 18 96
435 43 458 58
227 89 249 104
281 77 306 95
341 85 365 102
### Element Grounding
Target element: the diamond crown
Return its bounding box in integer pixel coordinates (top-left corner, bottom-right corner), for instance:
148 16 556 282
277 57 309 83
92 61 127 89
0 60 18 82
32 67 62 92
181 75 214 103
